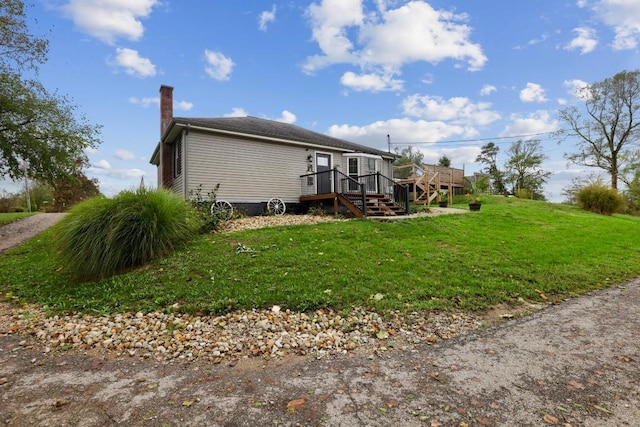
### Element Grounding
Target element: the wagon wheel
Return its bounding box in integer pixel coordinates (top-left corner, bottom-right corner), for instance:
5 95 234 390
267 198 286 215
210 200 233 220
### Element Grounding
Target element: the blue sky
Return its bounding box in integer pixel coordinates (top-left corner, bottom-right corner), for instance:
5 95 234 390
3 0 640 201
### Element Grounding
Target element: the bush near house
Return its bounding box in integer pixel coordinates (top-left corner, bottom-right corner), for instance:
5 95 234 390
53 188 197 281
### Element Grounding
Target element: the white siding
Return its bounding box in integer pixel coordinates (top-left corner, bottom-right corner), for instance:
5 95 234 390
184 131 344 203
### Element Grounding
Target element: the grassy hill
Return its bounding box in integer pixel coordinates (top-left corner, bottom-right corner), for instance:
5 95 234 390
2 197 639 317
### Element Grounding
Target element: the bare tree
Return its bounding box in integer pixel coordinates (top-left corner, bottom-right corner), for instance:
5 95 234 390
558 70 640 190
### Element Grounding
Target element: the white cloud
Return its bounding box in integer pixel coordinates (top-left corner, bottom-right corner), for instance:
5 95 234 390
519 82 548 103
259 5 277 31
88 165 145 179
340 71 403 92
592 0 640 50
500 110 559 137
115 149 136 160
112 48 156 78
276 110 297 124
563 79 590 99
402 94 501 126
129 96 158 108
129 97 192 110
565 27 598 54
326 117 474 148
93 159 111 169
59 0 159 45
204 50 235 81
304 1 486 92
417 145 481 166
480 84 497 96
224 108 249 117
175 101 194 111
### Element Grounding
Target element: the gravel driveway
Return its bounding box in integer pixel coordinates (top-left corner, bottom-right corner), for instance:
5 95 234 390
0 213 65 254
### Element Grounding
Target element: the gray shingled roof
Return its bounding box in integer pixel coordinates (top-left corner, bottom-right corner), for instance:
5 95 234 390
171 116 394 158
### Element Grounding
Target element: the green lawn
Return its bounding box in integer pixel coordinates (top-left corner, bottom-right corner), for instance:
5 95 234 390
2 197 640 317
0 212 36 225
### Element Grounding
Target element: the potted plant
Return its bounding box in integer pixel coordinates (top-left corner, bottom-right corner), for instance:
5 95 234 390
437 189 449 207
464 175 489 211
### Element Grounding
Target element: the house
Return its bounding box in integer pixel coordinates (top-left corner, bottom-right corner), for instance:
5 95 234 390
150 85 409 216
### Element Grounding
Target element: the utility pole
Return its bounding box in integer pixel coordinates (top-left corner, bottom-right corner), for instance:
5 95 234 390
387 134 391 153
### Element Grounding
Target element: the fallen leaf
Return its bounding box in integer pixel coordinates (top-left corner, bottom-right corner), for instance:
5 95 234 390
376 331 389 340
567 380 584 390
0 378 7 385
287 398 305 413
592 404 612 414
182 400 195 407
53 399 70 408
430 420 442 427
543 413 559 425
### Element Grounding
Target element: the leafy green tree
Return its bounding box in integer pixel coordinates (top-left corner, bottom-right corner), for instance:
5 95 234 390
475 142 507 194
438 154 451 167
504 139 551 200
558 70 640 190
0 0 101 186
623 170 640 214
393 146 424 179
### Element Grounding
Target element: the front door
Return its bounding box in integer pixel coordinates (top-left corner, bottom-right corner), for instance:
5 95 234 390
316 153 332 194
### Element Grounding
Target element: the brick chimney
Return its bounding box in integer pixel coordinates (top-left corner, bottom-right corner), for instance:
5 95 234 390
159 85 174 189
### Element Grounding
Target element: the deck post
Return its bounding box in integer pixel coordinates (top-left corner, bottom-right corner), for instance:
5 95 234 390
361 186 367 217
404 185 410 214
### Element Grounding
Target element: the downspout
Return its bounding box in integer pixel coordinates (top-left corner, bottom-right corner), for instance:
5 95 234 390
183 125 189 198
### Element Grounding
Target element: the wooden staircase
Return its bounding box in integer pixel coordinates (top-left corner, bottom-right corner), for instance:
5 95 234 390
366 194 405 216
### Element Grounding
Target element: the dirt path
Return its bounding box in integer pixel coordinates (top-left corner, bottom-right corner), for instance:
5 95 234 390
1 279 639 426
0 213 65 254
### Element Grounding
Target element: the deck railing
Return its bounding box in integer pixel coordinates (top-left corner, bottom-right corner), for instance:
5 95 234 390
300 169 409 216
300 169 367 213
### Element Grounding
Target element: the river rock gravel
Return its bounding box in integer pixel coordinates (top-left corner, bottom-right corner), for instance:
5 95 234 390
0 303 485 364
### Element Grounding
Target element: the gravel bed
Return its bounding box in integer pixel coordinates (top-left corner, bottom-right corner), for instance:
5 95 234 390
217 214 345 233
0 303 484 363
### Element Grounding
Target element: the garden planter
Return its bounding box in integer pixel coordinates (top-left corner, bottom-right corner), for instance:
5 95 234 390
469 203 482 211
438 201 448 208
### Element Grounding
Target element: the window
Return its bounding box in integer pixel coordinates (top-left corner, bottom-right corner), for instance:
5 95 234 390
366 158 377 174
173 138 182 177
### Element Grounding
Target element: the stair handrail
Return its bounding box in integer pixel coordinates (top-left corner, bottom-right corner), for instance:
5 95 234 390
357 172 409 214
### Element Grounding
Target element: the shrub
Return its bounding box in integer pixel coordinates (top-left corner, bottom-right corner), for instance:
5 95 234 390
576 184 624 215
514 188 533 199
53 188 197 280
188 184 230 233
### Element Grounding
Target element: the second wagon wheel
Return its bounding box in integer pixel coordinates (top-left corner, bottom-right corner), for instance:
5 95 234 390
267 198 286 215
210 200 234 220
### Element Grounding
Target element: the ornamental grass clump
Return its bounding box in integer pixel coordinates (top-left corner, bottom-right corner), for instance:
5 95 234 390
53 188 197 281
576 184 625 215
